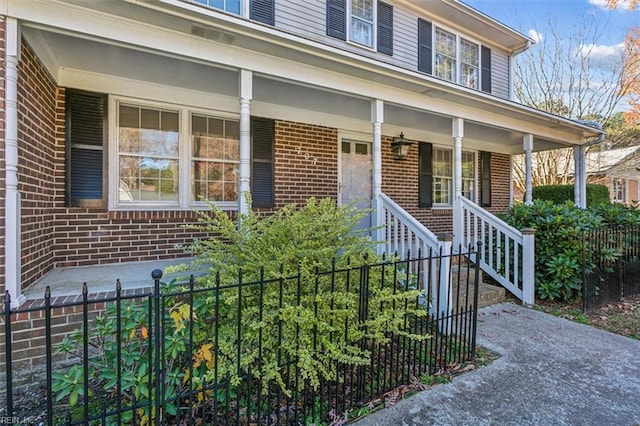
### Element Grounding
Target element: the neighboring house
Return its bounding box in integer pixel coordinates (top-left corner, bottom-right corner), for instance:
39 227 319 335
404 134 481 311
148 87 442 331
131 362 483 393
0 0 603 307
586 146 640 204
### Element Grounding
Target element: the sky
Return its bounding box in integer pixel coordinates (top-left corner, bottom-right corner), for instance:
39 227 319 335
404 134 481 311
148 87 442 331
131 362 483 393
463 0 639 56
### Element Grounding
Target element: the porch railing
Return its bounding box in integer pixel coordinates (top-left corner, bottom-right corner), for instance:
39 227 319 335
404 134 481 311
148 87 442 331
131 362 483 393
376 193 453 318
459 196 535 306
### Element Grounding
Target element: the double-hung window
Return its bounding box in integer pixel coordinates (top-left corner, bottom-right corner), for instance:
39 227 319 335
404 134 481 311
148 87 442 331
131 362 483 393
109 98 274 210
350 0 374 47
612 179 626 203
419 20 489 92
187 0 275 25
193 0 241 14
118 105 180 203
327 0 394 55
434 29 479 90
419 144 476 207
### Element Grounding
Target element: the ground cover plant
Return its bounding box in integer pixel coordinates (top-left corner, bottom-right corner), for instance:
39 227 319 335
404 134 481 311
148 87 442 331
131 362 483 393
48 198 475 425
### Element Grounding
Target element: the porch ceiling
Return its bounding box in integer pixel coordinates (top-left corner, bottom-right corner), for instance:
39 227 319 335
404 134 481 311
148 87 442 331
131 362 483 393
23 26 575 155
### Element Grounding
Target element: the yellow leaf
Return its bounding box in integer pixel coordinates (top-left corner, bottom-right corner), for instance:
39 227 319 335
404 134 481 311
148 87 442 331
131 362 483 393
170 310 186 333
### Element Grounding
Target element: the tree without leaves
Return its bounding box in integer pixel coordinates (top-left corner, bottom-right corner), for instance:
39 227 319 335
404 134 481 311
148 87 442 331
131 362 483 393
512 12 639 197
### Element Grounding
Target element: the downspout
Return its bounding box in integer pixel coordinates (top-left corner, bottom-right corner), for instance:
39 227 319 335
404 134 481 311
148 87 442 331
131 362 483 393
509 41 531 101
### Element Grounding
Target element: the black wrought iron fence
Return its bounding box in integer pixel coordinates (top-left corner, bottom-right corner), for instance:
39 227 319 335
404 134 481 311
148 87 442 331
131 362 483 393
2 248 480 425
583 225 640 313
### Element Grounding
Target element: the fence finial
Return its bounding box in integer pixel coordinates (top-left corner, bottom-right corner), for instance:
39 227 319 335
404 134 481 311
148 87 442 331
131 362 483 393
151 269 163 280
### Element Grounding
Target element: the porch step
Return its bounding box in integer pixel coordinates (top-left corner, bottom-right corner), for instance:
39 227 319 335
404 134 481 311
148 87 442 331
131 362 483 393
452 268 506 309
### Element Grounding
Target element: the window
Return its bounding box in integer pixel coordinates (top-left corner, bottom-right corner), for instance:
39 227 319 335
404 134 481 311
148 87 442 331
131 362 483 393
193 0 241 14
188 0 274 25
327 1 393 55
111 98 273 209
418 20 489 92
420 145 476 207
435 28 456 83
191 115 239 203
118 105 180 203
612 179 626 203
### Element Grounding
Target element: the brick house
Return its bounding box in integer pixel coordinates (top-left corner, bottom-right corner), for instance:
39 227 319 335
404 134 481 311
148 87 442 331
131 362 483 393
0 0 603 308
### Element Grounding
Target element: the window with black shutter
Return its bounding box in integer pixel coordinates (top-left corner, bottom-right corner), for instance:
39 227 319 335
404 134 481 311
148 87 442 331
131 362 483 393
417 19 433 75
251 117 275 208
419 142 433 208
66 90 106 207
377 2 393 55
327 0 347 40
481 46 492 93
480 151 491 207
250 0 274 25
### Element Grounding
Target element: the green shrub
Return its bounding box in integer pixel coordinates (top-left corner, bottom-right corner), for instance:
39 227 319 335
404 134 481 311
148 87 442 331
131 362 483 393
532 184 610 207
52 198 427 423
503 200 602 301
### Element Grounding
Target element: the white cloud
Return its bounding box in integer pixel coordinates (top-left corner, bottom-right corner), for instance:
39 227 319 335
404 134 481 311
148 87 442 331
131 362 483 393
527 29 544 43
588 0 638 11
579 42 625 68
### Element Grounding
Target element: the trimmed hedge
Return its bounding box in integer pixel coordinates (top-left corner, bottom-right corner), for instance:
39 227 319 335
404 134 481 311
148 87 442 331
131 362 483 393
532 184 610 207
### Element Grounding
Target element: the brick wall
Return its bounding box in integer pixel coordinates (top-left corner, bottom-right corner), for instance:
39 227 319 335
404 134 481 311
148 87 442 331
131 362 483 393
273 120 338 206
17 39 58 291
382 138 513 234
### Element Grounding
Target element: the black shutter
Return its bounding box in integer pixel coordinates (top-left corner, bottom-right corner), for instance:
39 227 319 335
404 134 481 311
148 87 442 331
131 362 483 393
419 142 433 208
251 117 275 208
481 46 492 93
418 19 433 74
250 0 274 25
66 90 106 207
377 2 393 55
326 0 346 40
480 151 491 207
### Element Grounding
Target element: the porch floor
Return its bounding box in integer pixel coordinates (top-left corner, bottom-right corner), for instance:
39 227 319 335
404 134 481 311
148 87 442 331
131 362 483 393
23 258 195 300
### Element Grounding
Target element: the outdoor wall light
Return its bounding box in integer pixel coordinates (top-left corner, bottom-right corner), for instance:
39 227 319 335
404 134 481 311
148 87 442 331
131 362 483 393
390 132 413 160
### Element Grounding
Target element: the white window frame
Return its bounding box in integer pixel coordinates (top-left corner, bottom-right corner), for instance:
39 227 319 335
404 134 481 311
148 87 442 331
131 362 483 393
187 0 248 18
109 96 240 211
432 146 477 207
433 25 481 89
612 178 627 203
348 0 377 50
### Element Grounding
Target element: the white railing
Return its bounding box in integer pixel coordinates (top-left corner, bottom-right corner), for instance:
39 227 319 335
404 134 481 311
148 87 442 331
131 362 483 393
459 196 535 306
376 194 452 323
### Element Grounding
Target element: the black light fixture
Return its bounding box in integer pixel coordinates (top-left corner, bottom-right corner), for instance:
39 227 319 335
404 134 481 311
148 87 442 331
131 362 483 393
390 132 413 160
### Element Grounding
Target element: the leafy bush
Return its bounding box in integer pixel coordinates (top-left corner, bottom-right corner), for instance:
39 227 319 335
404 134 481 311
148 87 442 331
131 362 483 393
52 198 428 423
503 200 640 301
532 184 610 207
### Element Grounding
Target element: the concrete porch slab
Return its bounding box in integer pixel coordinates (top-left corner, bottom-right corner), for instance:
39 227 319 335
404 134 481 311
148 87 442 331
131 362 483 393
23 258 195 300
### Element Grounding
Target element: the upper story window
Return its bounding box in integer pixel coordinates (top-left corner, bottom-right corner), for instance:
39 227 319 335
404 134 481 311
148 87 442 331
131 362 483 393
187 0 275 25
327 0 394 55
193 0 241 15
351 0 374 47
419 19 491 93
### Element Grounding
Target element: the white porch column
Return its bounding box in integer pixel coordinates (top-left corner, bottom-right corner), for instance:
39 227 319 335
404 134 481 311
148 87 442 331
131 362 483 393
523 134 534 205
452 117 464 249
238 69 252 216
371 99 384 244
573 145 587 208
4 18 24 307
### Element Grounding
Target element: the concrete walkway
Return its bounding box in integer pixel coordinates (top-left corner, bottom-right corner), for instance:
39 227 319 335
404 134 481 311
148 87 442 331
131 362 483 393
354 303 640 426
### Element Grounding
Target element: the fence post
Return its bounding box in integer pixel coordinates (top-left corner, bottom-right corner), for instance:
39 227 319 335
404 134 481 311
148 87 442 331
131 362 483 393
522 228 536 307
3 291 13 417
436 233 452 334
151 269 163 426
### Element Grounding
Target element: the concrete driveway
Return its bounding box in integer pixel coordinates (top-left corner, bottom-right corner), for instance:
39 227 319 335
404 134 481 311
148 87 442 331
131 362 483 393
354 302 640 426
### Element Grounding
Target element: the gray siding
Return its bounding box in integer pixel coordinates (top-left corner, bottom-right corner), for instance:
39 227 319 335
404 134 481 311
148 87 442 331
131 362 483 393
273 0 511 97
491 48 510 99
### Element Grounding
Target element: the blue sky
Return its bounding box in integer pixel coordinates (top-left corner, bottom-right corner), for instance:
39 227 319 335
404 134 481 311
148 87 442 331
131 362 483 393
463 0 639 48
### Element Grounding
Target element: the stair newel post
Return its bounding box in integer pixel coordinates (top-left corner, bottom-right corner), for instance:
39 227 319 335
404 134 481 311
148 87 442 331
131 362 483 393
522 228 536 307
436 232 453 334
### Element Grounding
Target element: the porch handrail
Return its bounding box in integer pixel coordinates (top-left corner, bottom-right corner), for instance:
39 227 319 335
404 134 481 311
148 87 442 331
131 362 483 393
459 196 535 306
378 193 439 255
